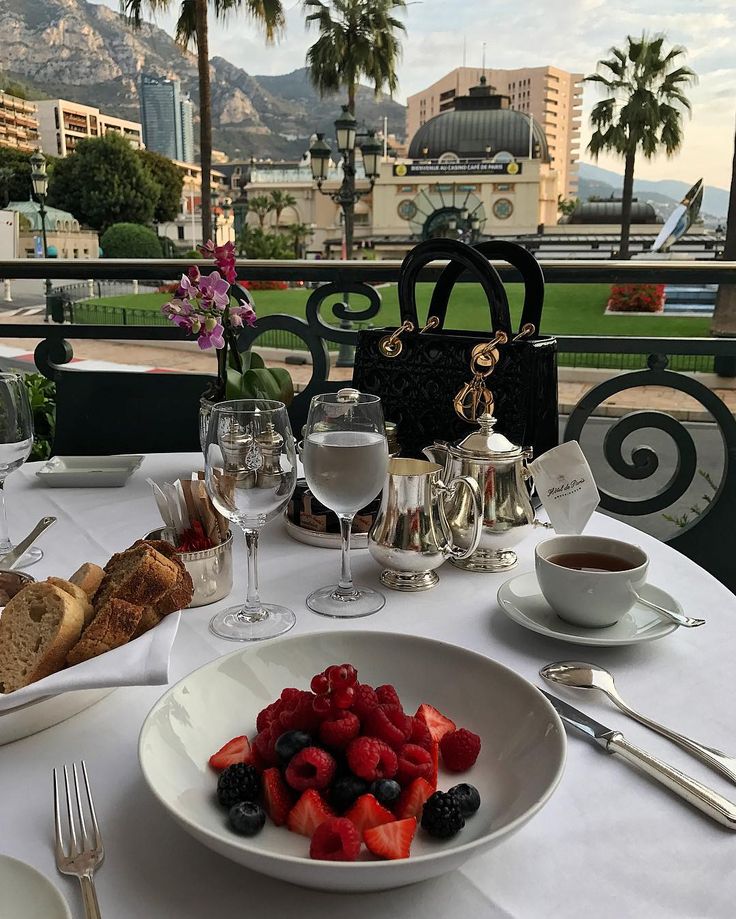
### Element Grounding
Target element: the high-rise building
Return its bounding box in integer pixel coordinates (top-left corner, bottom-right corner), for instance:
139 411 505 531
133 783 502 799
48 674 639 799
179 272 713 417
0 91 39 153
36 99 142 157
406 66 583 198
139 74 195 164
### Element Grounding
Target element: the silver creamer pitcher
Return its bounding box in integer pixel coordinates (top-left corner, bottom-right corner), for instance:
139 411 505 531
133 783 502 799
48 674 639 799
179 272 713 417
423 412 535 572
368 458 482 591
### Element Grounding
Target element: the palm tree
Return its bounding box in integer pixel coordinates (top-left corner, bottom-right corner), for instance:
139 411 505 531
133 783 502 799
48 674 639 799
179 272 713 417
284 222 314 257
304 0 406 258
711 128 736 337
248 193 275 229
121 0 285 244
268 189 297 226
586 34 696 258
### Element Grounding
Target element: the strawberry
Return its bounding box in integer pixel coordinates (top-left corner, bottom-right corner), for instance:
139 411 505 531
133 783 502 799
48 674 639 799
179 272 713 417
344 794 395 836
395 778 434 820
286 789 334 837
208 735 253 772
262 768 293 827
415 703 456 744
364 817 417 860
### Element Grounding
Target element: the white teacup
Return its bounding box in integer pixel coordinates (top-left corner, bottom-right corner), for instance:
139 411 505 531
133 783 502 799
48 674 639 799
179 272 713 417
535 535 648 628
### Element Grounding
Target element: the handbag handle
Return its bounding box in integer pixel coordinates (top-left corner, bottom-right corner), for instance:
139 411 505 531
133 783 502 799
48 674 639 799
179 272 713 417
428 239 546 335
398 238 513 337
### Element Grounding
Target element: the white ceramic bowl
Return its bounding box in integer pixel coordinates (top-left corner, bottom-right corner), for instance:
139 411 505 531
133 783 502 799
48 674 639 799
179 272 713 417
139 631 566 892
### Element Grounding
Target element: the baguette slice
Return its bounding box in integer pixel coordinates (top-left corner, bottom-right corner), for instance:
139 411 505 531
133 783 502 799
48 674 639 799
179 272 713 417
46 577 95 626
95 544 182 610
66 598 144 666
68 563 105 601
0 583 85 693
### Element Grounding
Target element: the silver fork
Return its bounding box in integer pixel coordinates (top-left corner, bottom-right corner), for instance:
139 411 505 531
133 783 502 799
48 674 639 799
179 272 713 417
53 762 104 919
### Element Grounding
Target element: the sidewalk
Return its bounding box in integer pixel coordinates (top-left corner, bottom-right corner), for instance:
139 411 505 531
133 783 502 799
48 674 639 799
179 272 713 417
0 313 732 422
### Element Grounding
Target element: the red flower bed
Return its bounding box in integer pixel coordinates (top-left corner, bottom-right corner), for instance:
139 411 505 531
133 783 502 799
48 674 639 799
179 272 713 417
241 280 289 291
608 284 665 313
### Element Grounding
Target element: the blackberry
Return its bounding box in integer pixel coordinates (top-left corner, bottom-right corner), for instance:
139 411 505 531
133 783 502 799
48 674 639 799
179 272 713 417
229 801 266 836
330 775 369 813
370 779 401 807
421 791 465 839
216 763 261 808
448 783 481 817
275 730 313 764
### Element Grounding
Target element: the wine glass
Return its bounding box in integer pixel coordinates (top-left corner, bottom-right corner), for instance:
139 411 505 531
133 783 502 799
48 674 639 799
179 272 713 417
204 399 298 641
0 373 42 567
302 389 388 617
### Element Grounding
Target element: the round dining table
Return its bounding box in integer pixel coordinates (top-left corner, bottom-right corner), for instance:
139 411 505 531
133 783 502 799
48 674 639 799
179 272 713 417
1 453 734 918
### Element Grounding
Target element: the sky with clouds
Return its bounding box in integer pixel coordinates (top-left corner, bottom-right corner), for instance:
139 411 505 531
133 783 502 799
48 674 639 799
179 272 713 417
97 0 736 189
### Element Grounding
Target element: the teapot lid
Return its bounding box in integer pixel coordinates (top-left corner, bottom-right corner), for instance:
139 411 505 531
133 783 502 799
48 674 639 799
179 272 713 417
454 412 523 458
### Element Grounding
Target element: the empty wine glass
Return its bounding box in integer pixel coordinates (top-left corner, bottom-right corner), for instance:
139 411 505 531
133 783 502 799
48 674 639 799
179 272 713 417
204 399 297 641
0 372 42 567
302 389 388 617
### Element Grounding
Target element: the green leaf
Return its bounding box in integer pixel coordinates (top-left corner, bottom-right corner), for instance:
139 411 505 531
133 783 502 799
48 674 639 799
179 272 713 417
249 351 266 369
266 367 294 405
242 368 282 401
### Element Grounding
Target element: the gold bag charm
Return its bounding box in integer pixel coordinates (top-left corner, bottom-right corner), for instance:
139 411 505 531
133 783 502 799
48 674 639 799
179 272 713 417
453 332 508 424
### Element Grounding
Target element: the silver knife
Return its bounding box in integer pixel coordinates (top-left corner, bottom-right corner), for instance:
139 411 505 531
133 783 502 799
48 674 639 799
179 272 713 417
0 516 56 570
541 689 736 830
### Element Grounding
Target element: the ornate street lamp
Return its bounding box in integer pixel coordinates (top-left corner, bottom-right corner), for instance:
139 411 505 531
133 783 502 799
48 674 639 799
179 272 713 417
308 109 382 366
233 156 254 245
30 150 52 321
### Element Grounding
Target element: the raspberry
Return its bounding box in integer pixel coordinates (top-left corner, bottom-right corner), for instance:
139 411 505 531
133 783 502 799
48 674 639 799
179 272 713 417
364 704 412 750
375 684 401 707
440 728 481 772
288 692 323 733
284 747 336 791
309 816 361 862
408 716 433 751
319 710 360 750
346 736 398 781
421 790 465 838
396 743 434 786
256 699 281 734
352 684 379 721
280 687 301 706
253 724 279 767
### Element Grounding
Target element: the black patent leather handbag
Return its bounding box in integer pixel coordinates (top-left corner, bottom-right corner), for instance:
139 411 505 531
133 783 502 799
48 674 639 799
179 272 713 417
352 237 558 459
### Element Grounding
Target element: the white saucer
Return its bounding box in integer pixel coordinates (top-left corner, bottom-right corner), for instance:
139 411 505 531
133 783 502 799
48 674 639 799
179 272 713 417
496 572 680 646
0 855 71 918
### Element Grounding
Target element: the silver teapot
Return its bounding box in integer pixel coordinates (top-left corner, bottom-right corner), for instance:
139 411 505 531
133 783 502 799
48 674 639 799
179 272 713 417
368 458 482 591
423 413 535 572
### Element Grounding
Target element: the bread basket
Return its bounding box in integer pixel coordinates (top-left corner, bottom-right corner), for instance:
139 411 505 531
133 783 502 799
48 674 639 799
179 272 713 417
146 528 233 608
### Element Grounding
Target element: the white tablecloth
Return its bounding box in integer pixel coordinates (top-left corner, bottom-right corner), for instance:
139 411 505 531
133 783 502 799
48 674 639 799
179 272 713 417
1 454 735 918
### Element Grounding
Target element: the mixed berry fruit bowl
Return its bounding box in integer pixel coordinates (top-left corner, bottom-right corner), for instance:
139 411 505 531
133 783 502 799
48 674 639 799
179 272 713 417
138 631 566 892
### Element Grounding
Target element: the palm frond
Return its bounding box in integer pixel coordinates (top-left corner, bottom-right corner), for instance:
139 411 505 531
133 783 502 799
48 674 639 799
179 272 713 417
175 0 197 48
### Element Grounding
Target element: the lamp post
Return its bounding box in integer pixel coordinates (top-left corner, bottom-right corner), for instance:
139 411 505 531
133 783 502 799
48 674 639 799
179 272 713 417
309 108 381 366
30 150 52 321
232 157 253 247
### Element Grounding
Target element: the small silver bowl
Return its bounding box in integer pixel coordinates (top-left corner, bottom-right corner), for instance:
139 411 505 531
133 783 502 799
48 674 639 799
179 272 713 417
0 570 35 605
146 528 233 608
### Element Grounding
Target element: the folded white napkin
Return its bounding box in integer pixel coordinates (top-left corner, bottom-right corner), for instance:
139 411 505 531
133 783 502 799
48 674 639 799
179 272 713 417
0 612 180 713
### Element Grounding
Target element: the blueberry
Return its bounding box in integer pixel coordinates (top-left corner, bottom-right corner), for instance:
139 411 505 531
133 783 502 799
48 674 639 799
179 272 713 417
330 775 368 813
370 779 401 806
229 801 266 836
448 783 481 817
274 730 313 764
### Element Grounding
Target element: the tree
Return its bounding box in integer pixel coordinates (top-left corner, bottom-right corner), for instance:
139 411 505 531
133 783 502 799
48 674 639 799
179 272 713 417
304 0 406 258
248 194 275 229
268 189 297 226
711 128 736 337
283 221 313 257
138 149 184 223
585 34 696 258
557 196 580 218
122 0 285 244
100 223 163 258
0 146 54 206
48 133 158 231
236 226 294 259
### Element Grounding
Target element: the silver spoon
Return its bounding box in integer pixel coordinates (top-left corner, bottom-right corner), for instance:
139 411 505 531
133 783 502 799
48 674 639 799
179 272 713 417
632 590 705 628
540 661 736 786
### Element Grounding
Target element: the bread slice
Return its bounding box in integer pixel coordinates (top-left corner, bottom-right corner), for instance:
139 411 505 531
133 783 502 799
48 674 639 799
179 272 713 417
119 539 193 615
131 605 163 639
46 577 95 626
66 598 144 666
95 544 182 610
68 563 105 601
0 583 85 693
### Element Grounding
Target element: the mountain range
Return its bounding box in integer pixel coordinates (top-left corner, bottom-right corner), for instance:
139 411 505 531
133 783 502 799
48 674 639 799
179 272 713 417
0 0 406 161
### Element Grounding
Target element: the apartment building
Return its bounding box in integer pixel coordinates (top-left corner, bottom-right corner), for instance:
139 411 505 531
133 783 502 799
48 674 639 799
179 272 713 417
139 75 195 164
36 99 143 157
406 66 583 197
0 92 40 153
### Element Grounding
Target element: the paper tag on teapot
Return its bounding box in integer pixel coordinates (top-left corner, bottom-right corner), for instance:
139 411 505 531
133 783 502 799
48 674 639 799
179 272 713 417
529 441 599 534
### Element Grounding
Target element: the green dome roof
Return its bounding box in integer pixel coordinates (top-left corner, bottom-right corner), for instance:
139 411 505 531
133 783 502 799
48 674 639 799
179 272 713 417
6 200 80 232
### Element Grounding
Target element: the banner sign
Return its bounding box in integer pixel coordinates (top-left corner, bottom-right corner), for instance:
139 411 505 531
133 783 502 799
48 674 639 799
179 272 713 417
393 161 521 177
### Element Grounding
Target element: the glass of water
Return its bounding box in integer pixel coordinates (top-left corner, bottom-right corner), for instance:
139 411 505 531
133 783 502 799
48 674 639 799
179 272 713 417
302 389 388 617
204 399 297 641
0 373 41 566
